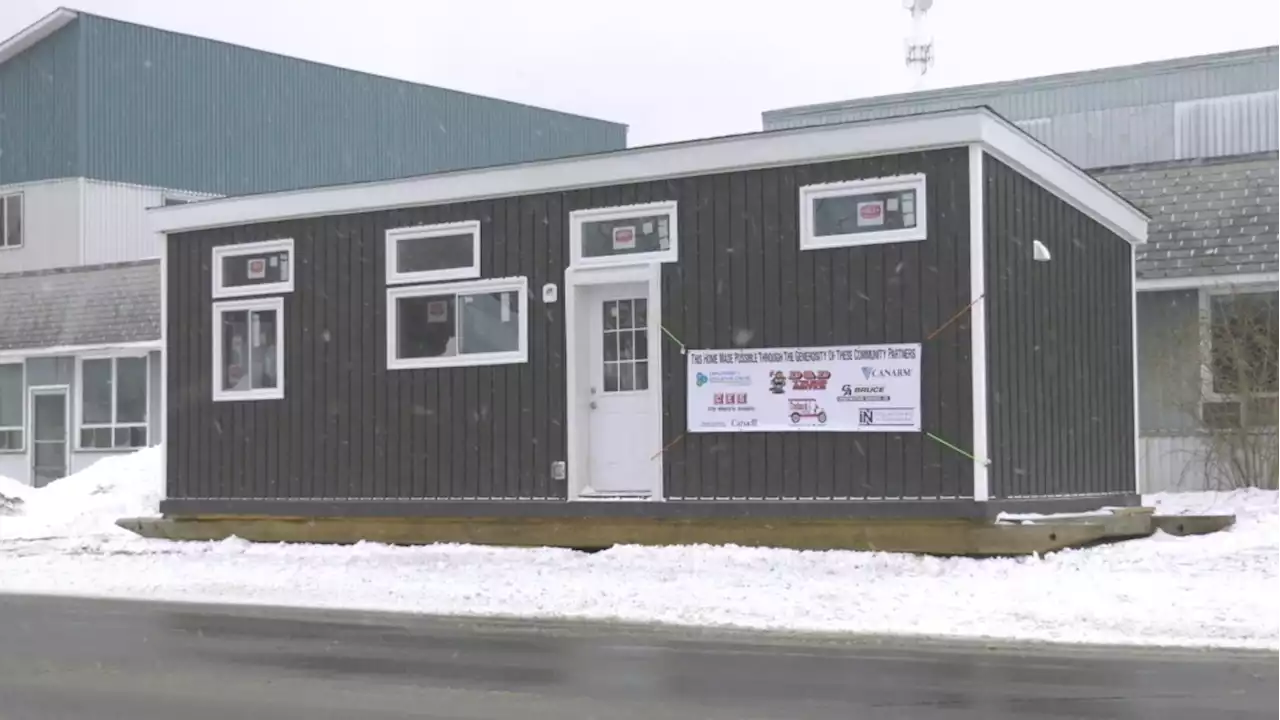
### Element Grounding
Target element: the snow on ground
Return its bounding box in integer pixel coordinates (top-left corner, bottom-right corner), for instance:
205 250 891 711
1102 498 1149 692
0 448 1276 651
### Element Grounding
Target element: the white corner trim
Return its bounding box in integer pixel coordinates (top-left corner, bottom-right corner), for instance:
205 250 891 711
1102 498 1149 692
211 296 286 403
1136 271 1280 292
0 8 77 67
798 173 928 250
1130 244 1141 495
976 118 1149 245
159 233 169 497
568 200 679 268
211 238 295 299
384 219 482 285
385 276 529 371
968 145 990 503
148 109 1143 251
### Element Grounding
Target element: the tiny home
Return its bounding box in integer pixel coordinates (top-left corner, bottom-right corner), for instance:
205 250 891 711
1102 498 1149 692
148 107 1148 524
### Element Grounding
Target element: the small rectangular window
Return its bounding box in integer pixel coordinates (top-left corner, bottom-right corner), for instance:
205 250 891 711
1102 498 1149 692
213 297 285 401
211 238 294 298
0 362 24 451
799 174 927 250
1208 291 1279 396
385 220 481 285
77 356 150 450
387 277 528 370
1 193 23 249
569 201 678 268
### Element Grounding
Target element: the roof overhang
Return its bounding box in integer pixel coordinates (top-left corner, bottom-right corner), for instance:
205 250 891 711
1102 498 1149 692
1136 272 1280 292
0 8 78 67
149 107 1150 245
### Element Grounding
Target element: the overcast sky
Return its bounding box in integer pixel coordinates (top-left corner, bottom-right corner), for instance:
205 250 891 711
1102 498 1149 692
5 0 1279 146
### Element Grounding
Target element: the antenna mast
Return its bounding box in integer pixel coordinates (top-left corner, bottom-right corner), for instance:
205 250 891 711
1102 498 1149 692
903 0 935 90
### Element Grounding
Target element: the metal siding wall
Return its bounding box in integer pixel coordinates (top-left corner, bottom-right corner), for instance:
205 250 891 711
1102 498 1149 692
1136 289 1201 435
984 155 1135 498
763 51 1279 131
80 180 213 264
80 16 625 196
0 178 82 272
166 150 974 503
1175 90 1280 159
0 21 80 184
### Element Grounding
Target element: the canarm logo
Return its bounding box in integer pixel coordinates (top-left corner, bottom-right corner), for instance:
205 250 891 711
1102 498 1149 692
860 366 912 380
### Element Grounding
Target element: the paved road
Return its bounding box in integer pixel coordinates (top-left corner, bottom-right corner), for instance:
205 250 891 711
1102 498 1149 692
0 594 1273 720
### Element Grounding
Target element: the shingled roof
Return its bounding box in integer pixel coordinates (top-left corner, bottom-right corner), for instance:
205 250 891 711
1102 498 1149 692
0 259 160 351
1093 152 1279 280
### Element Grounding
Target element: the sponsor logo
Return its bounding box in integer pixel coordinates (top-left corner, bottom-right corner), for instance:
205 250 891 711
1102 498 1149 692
860 366 912 380
696 370 751 388
731 418 758 428
838 384 891 403
857 407 916 427
713 392 749 406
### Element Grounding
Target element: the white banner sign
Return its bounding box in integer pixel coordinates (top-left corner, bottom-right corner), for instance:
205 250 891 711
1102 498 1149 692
686 343 922 433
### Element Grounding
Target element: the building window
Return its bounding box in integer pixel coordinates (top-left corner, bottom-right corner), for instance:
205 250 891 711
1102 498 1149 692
0 362 23 451
1 193 22 249
78 356 149 450
799 174 928 250
211 239 294 298
212 297 285 402
387 276 528 370
569 201 678 268
1208 291 1279 394
385 220 481 285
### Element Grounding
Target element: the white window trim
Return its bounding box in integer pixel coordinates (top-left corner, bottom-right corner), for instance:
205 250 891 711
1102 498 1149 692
0 191 23 250
0 360 25 453
74 353 150 452
212 296 286 402
1198 285 1279 412
385 220 482 285
799 173 928 250
386 276 529 371
211 238 295 299
569 201 679 269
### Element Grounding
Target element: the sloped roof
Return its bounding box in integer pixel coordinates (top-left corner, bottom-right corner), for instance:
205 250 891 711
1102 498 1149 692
0 260 160 351
1094 152 1279 280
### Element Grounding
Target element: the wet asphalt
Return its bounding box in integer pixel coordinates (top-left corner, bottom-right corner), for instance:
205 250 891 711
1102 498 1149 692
0 593 1274 720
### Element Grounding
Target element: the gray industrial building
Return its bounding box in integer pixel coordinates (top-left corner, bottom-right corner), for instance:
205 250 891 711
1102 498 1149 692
0 7 625 487
764 47 1279 492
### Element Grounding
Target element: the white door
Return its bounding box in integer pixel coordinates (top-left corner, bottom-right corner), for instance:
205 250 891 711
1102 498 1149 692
585 283 658 495
30 388 69 489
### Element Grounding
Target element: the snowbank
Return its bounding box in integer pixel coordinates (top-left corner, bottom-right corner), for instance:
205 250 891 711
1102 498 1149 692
0 446 162 540
0 451 1275 650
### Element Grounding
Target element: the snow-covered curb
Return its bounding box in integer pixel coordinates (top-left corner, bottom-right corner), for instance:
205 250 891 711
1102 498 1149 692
1 448 1276 651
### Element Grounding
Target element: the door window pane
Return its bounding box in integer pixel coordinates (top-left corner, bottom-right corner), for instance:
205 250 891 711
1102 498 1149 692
600 297 649 394
33 394 66 441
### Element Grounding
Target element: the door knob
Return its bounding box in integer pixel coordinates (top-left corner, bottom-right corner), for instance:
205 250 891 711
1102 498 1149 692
589 401 598 410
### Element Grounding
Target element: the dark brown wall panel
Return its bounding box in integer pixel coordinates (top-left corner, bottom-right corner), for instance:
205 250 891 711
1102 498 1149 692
983 154 1136 498
166 147 974 503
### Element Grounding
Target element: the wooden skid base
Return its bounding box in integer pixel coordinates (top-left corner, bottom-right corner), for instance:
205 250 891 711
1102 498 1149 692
117 508 1160 557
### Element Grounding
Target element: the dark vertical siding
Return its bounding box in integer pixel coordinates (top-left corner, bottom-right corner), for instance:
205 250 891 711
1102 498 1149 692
167 148 974 503
983 155 1136 497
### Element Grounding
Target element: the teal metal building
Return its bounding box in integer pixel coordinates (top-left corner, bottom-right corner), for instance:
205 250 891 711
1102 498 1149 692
0 7 627 193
